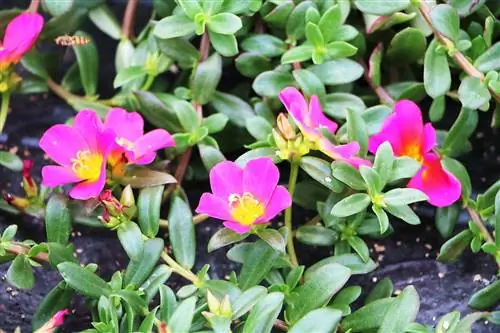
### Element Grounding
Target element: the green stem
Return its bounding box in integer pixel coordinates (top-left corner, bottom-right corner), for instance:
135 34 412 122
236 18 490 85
141 74 155 90
0 92 11 133
160 251 201 286
285 162 299 267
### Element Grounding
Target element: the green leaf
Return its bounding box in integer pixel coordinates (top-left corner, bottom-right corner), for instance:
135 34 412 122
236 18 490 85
154 15 195 39
88 4 121 40
124 238 164 287
331 193 371 217
308 59 363 85
309 253 377 275
323 92 366 119
292 69 326 97
208 228 248 253
366 277 393 304
458 76 491 109
137 307 158 332
202 113 229 134
253 70 296 97
449 0 486 16
45 195 71 245
346 108 368 156
469 280 500 310
354 0 410 15
156 37 199 68
373 142 394 186
232 286 267 320
496 190 500 248
378 286 420 333
7 254 34 290
319 5 341 42
289 308 342 333
430 4 460 42
299 157 343 192
72 31 98 96
117 221 144 260
325 41 358 60
424 38 451 98
235 52 272 78
255 228 286 253
347 236 370 262
137 185 163 238
210 92 255 127
239 240 281 290
58 262 112 298
111 290 148 315
140 265 172 302
281 45 314 64
207 12 242 34
168 296 197 333
42 0 73 16
306 22 325 49
21 49 49 80
360 166 382 195
159 285 177 322
286 263 351 324
241 34 286 57
178 0 202 19
168 193 196 269
242 292 284 333
0 151 23 171
209 30 239 56
474 42 500 72
47 243 77 268
286 266 304 290
383 188 428 206
331 161 366 190
246 116 272 141
191 53 222 105
32 282 73 330
387 27 426 65
113 66 147 88
2 225 17 242
263 1 294 27
384 204 421 225
442 157 472 198
342 297 395 331
386 81 426 102
437 229 473 262
173 100 200 132
435 204 460 238
198 143 226 170
41 7 87 40
115 38 135 72
430 95 446 122
443 108 478 156
373 205 390 234
286 1 314 41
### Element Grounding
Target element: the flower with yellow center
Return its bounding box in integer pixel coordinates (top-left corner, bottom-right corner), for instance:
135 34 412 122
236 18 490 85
229 193 265 226
71 150 104 182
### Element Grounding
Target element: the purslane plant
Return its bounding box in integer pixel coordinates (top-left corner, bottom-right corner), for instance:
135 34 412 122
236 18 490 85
0 0 499 332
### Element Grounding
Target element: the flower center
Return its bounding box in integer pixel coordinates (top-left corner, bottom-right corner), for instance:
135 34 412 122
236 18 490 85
402 144 423 163
229 192 264 226
116 137 135 150
71 150 103 181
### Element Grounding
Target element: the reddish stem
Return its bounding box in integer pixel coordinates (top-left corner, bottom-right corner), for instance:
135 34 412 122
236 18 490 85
122 0 139 39
27 0 41 13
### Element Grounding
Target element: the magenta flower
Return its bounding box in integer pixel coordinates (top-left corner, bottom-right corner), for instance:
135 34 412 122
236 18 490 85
40 111 114 200
196 158 292 234
104 108 175 167
279 87 368 167
0 12 44 70
369 100 461 207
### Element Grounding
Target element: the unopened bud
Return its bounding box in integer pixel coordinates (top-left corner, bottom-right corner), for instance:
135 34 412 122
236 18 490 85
22 160 38 198
3 192 30 211
120 185 137 219
34 309 69 333
272 128 287 149
219 295 232 318
276 113 296 140
206 290 220 314
99 190 122 217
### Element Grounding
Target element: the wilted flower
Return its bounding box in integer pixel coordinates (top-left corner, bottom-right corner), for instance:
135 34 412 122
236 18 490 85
196 158 291 234
0 12 44 71
368 100 461 207
279 87 368 167
103 108 175 174
40 111 114 200
34 309 69 333
21 159 37 198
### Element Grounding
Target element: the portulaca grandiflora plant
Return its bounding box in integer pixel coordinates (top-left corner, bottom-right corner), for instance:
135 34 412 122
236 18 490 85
0 0 499 332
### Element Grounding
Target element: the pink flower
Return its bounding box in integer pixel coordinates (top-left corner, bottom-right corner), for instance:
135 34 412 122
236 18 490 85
0 12 44 70
196 158 292 234
40 110 114 200
279 87 368 167
368 100 461 207
103 108 175 167
34 309 69 333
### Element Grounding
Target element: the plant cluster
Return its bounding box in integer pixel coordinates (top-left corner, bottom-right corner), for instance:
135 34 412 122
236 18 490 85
0 0 499 332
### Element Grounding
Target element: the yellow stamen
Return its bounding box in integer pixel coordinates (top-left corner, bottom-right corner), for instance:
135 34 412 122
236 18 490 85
229 192 264 226
71 150 103 181
403 144 423 163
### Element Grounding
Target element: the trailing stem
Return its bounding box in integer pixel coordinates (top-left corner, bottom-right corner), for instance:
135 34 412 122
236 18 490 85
160 251 201 285
285 162 299 267
121 0 139 39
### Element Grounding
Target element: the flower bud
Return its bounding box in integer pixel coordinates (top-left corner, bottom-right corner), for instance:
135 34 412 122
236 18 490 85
206 290 220 314
219 295 232 318
22 159 38 198
34 309 69 333
99 190 122 217
276 113 296 140
120 185 137 219
3 192 30 211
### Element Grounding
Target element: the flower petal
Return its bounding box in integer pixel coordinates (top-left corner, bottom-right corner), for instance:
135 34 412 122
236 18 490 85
104 108 144 141
318 139 370 167
421 123 437 153
243 157 279 205
195 193 232 221
2 13 43 62
209 161 243 200
223 221 251 234
279 87 307 125
407 153 461 207
368 112 404 155
69 161 107 200
133 129 175 161
259 185 292 222
39 124 88 167
133 152 156 165
309 95 338 134
72 110 106 152
41 165 80 187
394 100 424 150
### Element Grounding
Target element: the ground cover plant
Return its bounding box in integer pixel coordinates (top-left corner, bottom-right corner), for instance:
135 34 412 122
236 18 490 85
0 0 499 332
